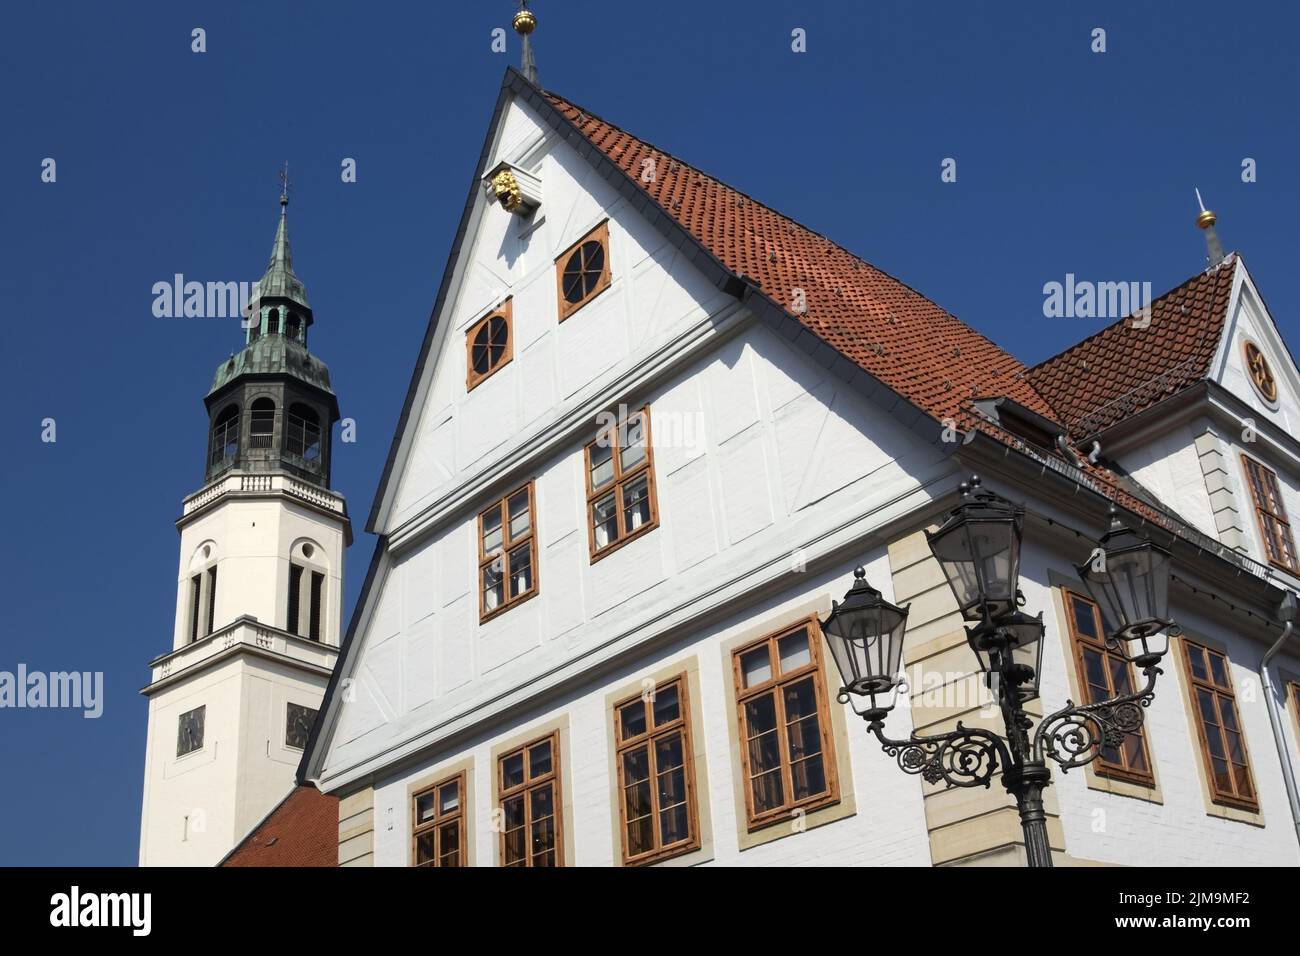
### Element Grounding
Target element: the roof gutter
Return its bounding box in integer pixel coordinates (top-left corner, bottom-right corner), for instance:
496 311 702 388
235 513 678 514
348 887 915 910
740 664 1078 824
1261 591 1300 857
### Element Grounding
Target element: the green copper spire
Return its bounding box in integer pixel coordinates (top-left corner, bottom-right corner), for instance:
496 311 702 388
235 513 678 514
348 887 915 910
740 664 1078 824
255 190 310 309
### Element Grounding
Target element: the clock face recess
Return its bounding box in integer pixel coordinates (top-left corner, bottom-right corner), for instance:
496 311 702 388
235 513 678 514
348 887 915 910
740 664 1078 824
285 703 318 750
177 705 205 757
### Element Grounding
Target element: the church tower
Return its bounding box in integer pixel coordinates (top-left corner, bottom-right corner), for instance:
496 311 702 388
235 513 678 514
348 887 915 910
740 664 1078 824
139 190 351 867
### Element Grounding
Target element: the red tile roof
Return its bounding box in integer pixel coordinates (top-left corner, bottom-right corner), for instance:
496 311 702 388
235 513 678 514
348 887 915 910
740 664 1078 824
543 90 1059 428
538 86 1262 565
220 785 338 868
1027 257 1238 436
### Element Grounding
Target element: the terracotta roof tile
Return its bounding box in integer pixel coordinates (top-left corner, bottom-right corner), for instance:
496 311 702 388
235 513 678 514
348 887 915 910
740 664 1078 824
220 785 338 868
543 90 1058 428
1027 257 1238 436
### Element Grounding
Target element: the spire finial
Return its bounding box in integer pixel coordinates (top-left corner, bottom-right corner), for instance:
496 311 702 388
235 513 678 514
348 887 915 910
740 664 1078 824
1194 187 1226 266
514 1 538 85
278 161 291 208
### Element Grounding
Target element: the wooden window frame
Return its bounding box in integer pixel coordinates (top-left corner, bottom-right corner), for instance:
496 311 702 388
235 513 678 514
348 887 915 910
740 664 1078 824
465 298 513 391
477 481 539 623
1061 588 1156 787
1241 454 1298 573
585 405 659 562
1181 638 1260 812
732 616 841 831
496 731 564 867
555 220 611 321
411 771 467 868
613 675 701 866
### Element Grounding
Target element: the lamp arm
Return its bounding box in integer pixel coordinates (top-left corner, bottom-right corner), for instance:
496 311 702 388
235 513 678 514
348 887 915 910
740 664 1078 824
1032 662 1161 771
867 717 1012 790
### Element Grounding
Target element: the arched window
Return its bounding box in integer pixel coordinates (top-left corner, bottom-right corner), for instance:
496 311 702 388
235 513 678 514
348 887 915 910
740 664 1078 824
266 307 281 335
286 312 302 341
287 403 321 462
208 404 240 469
249 398 275 448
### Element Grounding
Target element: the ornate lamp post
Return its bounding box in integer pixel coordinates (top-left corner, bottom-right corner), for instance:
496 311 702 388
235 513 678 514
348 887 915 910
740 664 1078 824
821 477 1173 868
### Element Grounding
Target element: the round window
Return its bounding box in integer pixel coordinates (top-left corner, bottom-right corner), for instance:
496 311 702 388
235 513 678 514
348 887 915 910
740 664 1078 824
561 239 605 305
1243 340 1278 403
302 543 315 559
471 314 510 377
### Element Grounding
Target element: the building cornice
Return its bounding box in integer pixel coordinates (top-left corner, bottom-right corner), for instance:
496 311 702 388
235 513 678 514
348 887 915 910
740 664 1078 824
142 616 338 697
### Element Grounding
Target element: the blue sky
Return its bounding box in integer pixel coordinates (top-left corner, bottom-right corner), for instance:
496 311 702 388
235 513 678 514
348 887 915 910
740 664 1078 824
1 0 1297 865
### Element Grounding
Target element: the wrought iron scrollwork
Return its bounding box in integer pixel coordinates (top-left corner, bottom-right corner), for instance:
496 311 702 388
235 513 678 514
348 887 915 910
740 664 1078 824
1033 663 1160 772
868 719 1010 789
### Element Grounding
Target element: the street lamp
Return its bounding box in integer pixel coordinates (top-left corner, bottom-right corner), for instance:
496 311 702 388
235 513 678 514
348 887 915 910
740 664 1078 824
822 476 1171 868
820 567 909 718
967 610 1045 702
925 478 1023 621
1075 507 1172 666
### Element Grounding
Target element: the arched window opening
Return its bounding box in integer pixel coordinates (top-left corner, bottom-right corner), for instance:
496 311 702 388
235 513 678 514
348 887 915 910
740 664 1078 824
208 404 240 469
287 403 321 463
286 312 302 341
249 398 276 449
266 307 281 335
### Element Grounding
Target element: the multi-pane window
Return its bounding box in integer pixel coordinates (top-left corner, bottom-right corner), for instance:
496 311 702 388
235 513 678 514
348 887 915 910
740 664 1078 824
1182 639 1259 810
287 563 325 640
1242 455 1298 572
1063 590 1154 785
478 483 537 621
614 676 698 865
466 300 512 390
585 407 657 559
498 733 562 867
177 705 205 757
556 221 611 320
413 773 466 868
732 620 839 829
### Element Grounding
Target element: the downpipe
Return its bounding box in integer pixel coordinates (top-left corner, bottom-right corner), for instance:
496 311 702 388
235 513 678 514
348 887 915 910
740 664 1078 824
1262 591 1300 859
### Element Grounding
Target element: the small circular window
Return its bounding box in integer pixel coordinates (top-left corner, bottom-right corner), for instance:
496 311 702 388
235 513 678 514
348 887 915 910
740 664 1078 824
471 314 510 378
301 543 314 559
562 239 605 305
1243 340 1278 403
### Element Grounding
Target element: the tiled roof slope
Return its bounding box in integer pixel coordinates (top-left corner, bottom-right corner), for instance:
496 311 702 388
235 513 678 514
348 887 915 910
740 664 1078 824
1027 257 1238 437
220 785 338 867
543 91 1058 427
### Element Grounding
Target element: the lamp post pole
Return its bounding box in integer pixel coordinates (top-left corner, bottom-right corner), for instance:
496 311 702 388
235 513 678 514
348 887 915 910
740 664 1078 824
821 476 1173 869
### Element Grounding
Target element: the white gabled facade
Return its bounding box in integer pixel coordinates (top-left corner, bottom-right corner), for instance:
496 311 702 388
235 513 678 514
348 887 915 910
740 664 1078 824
304 69 1300 868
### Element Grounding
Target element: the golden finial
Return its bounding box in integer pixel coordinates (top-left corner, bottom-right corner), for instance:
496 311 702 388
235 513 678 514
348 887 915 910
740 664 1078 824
1194 188 1226 266
1194 187 1216 229
513 2 536 36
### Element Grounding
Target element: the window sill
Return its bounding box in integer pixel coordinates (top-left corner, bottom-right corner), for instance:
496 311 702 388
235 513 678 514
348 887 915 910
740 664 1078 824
589 520 659 565
479 587 539 626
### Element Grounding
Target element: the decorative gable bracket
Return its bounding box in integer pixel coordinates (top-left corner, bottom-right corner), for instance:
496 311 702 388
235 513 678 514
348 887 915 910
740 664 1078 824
482 160 542 218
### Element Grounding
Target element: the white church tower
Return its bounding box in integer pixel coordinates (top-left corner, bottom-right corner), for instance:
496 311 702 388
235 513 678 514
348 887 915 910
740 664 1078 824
139 189 351 866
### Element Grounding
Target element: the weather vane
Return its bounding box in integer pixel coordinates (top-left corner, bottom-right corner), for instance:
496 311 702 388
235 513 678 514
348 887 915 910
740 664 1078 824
278 161 291 206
